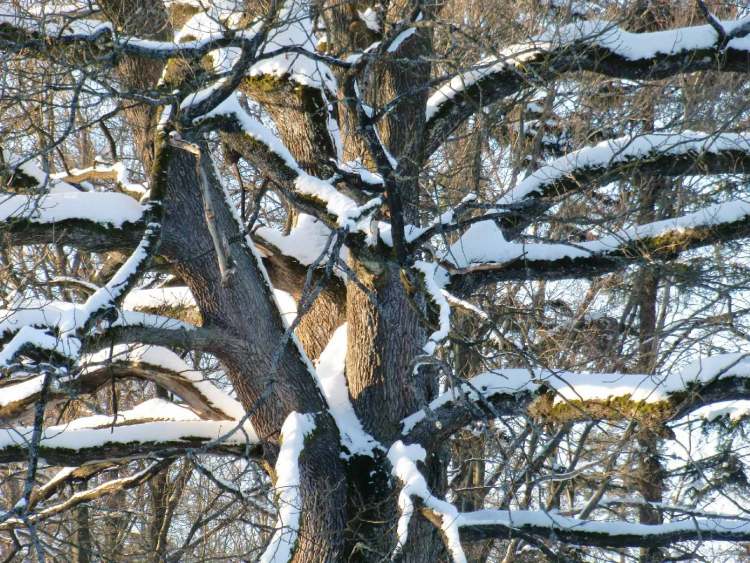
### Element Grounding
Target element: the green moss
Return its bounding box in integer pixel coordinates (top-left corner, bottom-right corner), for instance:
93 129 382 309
647 227 707 254
532 393 674 425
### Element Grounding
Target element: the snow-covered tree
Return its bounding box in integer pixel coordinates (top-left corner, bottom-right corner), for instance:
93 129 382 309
2 0 750 560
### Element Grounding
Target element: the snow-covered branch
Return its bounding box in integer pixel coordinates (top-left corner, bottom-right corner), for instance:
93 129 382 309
201 95 383 233
425 17 750 155
402 354 750 446
440 507 750 548
495 132 750 237
259 411 316 563
445 198 750 291
0 343 249 422
0 415 257 465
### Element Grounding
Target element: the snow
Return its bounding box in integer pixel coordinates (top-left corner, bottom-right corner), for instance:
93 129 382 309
426 17 750 121
387 440 467 562
180 79 229 110
539 17 750 62
249 0 336 92
401 353 750 433
294 174 380 230
447 198 750 268
690 400 750 422
0 301 189 343
0 325 76 365
499 132 750 205
260 412 316 563
338 160 384 187
123 286 196 310
445 131 750 267
257 214 335 266
82 344 252 432
454 508 750 539
0 420 252 452
79 221 158 323
0 192 144 228
426 44 543 121
52 161 148 195
413 261 451 355
388 28 416 53
194 95 379 231
315 324 379 457
0 375 44 407
358 8 380 33
193 94 298 169
59 398 200 431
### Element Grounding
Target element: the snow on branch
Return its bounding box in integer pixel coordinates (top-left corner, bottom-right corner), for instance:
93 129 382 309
0 343 250 424
247 0 336 93
0 192 144 229
500 132 750 207
82 344 250 423
54 161 148 196
387 441 467 562
260 411 316 563
195 94 383 233
447 508 750 548
0 417 256 465
444 198 750 288
0 9 238 61
315 325 380 457
402 353 750 443
410 131 750 263
1 149 147 249
413 261 451 355
425 17 750 154
0 203 161 375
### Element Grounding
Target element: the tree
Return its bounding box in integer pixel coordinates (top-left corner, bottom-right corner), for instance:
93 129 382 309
2 0 750 560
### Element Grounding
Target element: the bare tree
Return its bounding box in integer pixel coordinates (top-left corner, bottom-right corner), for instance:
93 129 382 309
2 0 750 561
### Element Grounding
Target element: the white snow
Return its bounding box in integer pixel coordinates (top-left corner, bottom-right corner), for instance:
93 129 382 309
0 419 252 452
123 286 196 310
426 17 750 121
82 344 252 432
388 28 416 53
500 132 750 206
123 278 294 324
194 95 379 232
0 192 144 228
257 214 335 266
401 353 750 433
260 411 316 563
249 0 336 92
387 440 467 562
0 325 76 365
315 324 379 456
447 198 750 268
358 8 380 33
690 400 750 422
413 261 451 355
539 17 750 62
58 398 200 431
446 132 750 267
454 508 750 539
0 375 45 408
426 44 544 121
52 161 148 195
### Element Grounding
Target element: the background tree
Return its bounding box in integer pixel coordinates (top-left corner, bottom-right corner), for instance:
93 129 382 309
2 0 750 561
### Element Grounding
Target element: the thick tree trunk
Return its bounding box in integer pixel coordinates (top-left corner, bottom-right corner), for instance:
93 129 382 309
108 2 449 556
154 143 348 559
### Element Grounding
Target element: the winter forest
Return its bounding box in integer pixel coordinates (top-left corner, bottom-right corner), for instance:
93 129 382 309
2 0 750 561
